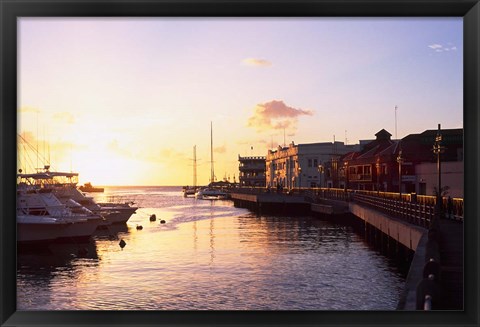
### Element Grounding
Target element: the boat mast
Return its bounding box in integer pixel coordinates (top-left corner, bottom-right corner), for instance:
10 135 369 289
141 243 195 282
210 121 214 184
193 145 197 188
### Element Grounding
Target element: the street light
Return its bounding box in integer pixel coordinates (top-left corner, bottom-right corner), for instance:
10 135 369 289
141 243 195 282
397 149 404 199
317 164 324 188
343 161 349 190
298 166 302 189
432 123 446 205
375 158 380 192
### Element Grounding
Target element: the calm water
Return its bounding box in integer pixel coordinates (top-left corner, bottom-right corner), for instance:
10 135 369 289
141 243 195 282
17 186 406 310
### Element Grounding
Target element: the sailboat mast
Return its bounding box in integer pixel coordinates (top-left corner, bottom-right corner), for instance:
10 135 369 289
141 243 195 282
210 121 214 184
193 145 197 188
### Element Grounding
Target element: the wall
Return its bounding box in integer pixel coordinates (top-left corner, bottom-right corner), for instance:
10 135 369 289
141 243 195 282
415 161 463 197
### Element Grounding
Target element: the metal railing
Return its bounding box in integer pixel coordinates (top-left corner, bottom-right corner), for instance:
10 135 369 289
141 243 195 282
352 192 434 228
231 187 463 225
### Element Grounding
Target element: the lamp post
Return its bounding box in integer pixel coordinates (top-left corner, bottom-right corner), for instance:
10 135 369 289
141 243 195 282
332 157 338 188
344 161 349 190
317 164 324 188
298 166 302 189
432 124 445 207
396 149 404 199
376 158 380 192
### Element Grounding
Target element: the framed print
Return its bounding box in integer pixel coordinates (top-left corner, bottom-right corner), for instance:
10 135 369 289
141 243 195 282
1 0 479 326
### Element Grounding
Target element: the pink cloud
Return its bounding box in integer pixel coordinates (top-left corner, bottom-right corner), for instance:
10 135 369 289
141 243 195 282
247 100 313 132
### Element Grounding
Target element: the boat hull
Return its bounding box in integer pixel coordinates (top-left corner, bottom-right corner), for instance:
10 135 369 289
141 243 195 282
17 216 69 243
98 207 138 225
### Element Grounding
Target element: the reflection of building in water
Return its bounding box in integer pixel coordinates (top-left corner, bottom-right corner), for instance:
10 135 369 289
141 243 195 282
238 155 266 187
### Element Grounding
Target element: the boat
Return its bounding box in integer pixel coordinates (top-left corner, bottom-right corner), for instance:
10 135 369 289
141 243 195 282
17 183 104 243
195 187 228 200
183 186 197 197
195 122 231 200
16 210 71 244
18 169 137 226
79 182 104 192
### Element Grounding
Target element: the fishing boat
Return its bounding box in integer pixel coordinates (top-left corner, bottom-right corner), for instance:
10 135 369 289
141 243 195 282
79 182 104 192
17 184 104 243
18 169 137 226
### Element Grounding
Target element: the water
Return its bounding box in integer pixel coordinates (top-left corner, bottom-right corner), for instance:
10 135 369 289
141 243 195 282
17 186 406 310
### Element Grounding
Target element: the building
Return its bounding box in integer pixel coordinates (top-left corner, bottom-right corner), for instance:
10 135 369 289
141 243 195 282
337 127 463 197
265 141 360 189
238 155 266 187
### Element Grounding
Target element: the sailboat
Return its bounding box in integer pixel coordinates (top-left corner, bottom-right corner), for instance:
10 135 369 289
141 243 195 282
195 122 228 200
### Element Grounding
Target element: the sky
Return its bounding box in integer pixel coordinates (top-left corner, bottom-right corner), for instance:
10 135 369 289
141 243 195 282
18 17 463 186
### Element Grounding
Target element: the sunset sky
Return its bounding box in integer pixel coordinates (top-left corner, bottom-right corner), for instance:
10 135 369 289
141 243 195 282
18 17 463 186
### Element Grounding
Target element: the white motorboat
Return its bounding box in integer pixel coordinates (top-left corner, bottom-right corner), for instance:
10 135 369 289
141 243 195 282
194 188 228 200
17 188 104 243
18 170 137 226
16 211 70 243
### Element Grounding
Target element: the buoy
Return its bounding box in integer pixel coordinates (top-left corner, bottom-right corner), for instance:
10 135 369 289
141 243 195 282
119 239 126 248
136 224 143 230
150 214 156 221
160 219 166 224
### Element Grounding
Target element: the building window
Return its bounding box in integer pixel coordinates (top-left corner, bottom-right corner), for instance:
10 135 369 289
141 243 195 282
313 159 318 167
308 159 312 167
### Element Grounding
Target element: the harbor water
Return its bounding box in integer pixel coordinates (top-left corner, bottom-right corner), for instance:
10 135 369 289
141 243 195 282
17 186 406 310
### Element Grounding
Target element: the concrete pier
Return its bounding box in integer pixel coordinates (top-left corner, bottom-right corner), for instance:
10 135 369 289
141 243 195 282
231 192 311 215
229 189 463 310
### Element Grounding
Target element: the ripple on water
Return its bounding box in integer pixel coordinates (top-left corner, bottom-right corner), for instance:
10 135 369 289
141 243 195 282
17 187 406 310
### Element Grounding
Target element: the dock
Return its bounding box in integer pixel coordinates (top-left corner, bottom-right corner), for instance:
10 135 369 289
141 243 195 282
230 188 464 311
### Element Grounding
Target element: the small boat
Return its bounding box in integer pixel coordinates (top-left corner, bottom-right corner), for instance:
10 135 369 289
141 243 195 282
183 186 197 197
195 187 228 200
79 182 104 193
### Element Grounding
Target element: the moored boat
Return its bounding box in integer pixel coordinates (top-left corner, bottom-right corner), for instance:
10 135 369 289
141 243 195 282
194 187 228 200
79 182 104 192
17 187 104 243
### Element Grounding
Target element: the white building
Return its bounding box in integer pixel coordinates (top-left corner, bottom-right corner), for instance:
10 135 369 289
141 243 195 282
265 141 360 189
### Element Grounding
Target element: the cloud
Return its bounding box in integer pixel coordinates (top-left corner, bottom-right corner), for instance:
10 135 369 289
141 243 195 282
247 100 313 133
428 44 443 50
53 112 76 124
428 43 457 52
242 58 272 67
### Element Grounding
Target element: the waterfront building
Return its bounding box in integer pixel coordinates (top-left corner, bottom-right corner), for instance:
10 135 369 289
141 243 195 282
238 155 266 187
402 128 463 197
337 128 463 197
265 141 359 189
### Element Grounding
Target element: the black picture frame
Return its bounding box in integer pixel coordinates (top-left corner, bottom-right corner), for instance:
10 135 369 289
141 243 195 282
1 0 479 326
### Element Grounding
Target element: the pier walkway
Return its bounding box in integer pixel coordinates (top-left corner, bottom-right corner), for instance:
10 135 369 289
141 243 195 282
229 187 464 310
